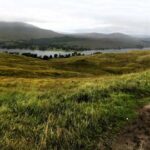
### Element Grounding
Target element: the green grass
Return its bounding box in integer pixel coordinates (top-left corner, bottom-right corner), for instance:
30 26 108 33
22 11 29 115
49 51 150 75
0 51 150 149
0 51 150 78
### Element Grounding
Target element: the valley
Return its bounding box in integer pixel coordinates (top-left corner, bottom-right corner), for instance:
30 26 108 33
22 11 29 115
1 0 150 149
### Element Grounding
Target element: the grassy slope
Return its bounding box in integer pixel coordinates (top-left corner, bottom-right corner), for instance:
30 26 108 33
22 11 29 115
0 51 150 78
0 51 150 149
49 51 150 75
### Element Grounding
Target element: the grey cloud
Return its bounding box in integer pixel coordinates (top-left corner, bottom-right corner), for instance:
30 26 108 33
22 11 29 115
0 0 150 35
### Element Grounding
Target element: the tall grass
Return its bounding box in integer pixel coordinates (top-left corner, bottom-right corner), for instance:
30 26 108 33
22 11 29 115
0 51 149 149
0 70 149 149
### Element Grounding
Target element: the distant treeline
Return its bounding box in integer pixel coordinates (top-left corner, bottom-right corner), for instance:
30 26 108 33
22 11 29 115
0 36 145 51
6 51 85 60
0 37 91 51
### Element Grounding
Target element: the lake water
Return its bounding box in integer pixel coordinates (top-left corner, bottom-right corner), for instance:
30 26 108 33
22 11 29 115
0 48 150 58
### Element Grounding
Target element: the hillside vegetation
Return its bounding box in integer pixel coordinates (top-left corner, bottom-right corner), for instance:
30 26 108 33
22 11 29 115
0 51 150 149
0 51 150 78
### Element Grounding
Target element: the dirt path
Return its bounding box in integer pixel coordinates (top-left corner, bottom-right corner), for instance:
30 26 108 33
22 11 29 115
112 105 150 150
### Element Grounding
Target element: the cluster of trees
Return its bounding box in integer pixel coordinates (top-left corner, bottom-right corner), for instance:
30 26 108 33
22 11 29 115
8 52 84 60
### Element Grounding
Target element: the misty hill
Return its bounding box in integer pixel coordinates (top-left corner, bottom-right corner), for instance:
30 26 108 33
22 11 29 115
0 22 62 41
2 35 145 50
21 34 144 50
68 32 143 49
72 32 134 39
0 22 149 50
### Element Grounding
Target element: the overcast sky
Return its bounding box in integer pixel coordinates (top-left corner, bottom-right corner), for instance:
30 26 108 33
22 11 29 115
0 0 150 35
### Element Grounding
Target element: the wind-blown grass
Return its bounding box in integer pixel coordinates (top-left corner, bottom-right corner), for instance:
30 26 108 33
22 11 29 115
0 71 149 149
0 51 150 149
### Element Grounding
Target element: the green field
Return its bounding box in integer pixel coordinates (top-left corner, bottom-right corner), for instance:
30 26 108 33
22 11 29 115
0 51 150 149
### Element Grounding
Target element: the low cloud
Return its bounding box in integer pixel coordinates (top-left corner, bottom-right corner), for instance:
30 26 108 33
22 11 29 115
0 0 150 35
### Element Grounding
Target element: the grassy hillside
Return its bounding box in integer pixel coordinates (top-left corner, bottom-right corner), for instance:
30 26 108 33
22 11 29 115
49 51 150 75
0 51 150 78
0 51 150 149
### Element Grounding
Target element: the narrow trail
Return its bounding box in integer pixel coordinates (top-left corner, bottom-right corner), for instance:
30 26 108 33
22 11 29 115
112 104 150 150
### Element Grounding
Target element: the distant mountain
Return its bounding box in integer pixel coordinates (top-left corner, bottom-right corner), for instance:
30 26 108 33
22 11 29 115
0 22 62 41
0 22 149 50
69 32 149 48
71 32 132 39
71 32 141 42
8 35 145 50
